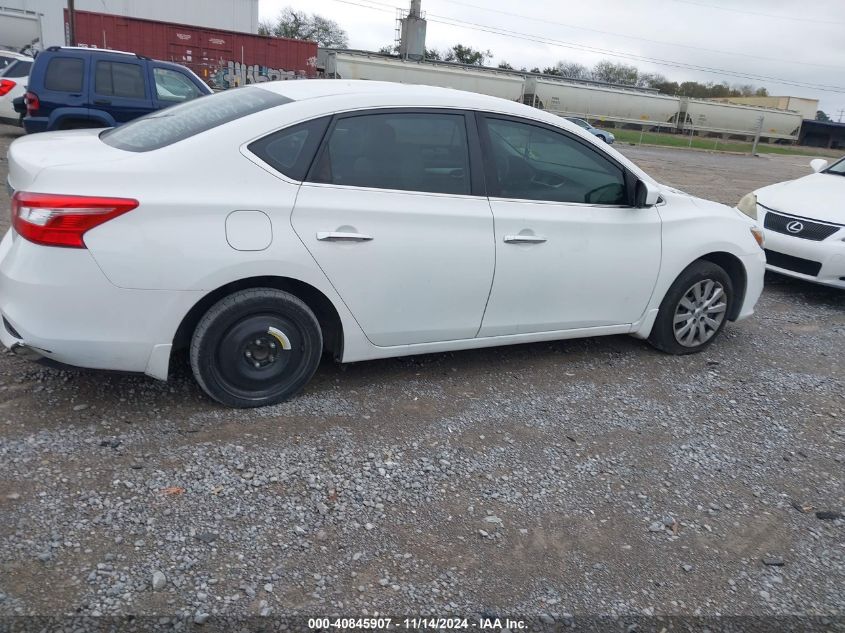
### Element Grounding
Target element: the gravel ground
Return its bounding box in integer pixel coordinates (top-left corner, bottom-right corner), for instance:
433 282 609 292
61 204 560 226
0 127 843 628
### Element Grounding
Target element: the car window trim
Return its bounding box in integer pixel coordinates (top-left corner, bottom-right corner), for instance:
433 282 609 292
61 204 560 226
304 107 486 198
475 112 637 207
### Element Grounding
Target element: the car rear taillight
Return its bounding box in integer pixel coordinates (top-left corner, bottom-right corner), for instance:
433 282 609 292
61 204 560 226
11 192 139 249
24 91 39 115
0 79 16 97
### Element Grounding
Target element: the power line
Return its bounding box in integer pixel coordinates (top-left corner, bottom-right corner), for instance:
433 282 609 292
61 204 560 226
673 0 845 26
435 0 844 71
330 0 845 93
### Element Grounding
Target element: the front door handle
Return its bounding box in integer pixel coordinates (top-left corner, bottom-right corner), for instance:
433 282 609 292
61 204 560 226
504 234 547 244
316 231 373 242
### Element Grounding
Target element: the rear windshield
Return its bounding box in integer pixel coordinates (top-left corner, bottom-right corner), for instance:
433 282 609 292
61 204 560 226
100 87 291 152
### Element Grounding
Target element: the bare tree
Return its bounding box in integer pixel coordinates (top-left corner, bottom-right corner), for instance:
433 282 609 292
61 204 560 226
262 8 349 48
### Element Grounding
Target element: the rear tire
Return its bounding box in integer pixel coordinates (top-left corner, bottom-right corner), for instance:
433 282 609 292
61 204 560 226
190 289 323 408
648 260 733 355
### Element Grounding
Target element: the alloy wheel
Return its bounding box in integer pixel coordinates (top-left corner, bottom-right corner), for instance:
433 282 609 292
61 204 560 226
672 279 727 347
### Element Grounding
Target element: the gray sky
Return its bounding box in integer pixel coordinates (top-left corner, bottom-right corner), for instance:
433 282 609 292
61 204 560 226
260 0 845 118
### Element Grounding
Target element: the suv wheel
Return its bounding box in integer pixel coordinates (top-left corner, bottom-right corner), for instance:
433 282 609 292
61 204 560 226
648 260 733 355
190 289 323 407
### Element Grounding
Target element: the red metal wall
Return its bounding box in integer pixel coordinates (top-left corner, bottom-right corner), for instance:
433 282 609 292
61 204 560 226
67 10 318 89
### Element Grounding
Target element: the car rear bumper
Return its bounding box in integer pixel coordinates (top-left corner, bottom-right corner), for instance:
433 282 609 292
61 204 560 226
0 229 202 379
762 228 845 289
22 117 48 134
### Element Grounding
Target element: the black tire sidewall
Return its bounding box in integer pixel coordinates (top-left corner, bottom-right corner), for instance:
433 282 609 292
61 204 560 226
190 290 323 408
649 261 734 355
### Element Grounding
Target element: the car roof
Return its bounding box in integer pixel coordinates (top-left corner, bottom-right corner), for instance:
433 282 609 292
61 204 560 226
0 51 32 61
253 79 547 119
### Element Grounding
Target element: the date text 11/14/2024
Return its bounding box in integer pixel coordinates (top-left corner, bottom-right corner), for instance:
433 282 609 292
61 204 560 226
307 618 527 630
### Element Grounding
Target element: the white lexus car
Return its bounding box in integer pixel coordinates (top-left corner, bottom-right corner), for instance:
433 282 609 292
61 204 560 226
737 156 845 289
0 81 765 407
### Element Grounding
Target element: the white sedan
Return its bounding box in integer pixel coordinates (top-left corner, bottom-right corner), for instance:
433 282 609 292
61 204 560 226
737 156 845 289
0 81 765 407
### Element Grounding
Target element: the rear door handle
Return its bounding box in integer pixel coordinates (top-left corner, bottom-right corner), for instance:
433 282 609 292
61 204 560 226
504 234 547 244
316 231 373 242
93 99 111 105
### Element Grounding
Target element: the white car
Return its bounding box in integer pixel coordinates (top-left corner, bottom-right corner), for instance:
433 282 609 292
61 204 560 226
0 53 33 126
737 156 845 289
0 81 766 407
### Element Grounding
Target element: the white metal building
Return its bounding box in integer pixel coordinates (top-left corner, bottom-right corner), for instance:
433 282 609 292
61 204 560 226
0 0 259 51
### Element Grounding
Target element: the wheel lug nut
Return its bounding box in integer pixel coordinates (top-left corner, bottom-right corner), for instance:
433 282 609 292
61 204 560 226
255 339 262 346
269 342 276 349
253 361 260 368
245 350 252 358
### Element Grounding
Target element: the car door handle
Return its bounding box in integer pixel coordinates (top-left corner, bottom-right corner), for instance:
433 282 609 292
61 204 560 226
316 231 373 242
93 99 111 105
504 234 547 244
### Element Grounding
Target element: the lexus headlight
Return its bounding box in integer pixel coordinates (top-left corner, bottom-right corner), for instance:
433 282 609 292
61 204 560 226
737 192 758 220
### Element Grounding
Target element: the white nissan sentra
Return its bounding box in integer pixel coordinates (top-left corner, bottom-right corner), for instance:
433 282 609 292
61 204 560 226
0 81 765 407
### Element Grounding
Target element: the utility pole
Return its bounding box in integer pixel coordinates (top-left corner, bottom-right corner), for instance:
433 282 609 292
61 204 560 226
67 0 75 46
837 109 845 123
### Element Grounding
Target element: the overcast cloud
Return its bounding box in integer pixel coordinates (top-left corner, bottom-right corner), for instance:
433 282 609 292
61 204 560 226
260 0 845 118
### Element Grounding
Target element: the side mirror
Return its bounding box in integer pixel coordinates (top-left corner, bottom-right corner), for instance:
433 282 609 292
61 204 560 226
809 158 828 173
635 180 661 208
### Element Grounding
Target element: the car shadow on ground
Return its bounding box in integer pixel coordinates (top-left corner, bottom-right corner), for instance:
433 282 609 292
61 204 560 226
763 271 844 308
1 332 655 426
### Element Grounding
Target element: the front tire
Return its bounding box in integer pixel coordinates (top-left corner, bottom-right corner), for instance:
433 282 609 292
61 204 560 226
190 289 323 407
648 261 733 355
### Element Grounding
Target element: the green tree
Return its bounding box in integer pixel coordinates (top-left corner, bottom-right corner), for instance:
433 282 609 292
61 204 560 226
425 48 442 61
444 44 492 66
542 66 562 76
816 110 831 122
497 61 514 70
260 8 348 48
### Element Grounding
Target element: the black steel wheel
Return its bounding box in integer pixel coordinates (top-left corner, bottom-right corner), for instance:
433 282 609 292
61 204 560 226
190 289 323 407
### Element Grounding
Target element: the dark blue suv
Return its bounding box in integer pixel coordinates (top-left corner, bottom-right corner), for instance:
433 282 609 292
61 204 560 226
23 46 212 133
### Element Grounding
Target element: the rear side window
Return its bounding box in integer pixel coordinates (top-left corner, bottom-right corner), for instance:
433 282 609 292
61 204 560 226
310 112 471 195
0 55 16 70
3 60 32 78
248 117 330 181
153 67 202 102
95 61 145 99
45 57 84 92
101 87 291 152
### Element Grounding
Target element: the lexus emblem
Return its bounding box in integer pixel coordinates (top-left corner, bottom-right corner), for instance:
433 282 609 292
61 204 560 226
786 221 804 234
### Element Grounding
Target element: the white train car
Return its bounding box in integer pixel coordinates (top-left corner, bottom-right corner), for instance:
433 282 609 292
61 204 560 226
318 50 803 142
524 77 680 131
322 50 526 102
682 99 803 140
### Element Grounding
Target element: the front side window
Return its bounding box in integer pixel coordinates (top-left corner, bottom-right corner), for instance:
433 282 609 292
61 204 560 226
95 61 145 99
101 87 290 152
310 112 471 195
153 67 202 102
485 117 627 205
44 57 84 92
